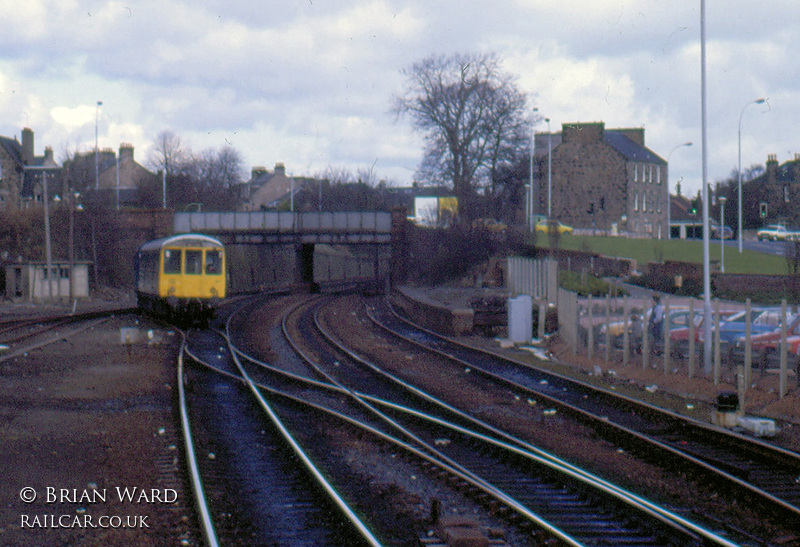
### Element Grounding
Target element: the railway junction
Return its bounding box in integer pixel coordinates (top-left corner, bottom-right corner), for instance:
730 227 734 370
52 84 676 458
1 286 800 545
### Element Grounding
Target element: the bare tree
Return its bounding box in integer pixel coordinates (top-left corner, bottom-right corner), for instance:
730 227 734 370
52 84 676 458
146 130 190 177
393 52 532 217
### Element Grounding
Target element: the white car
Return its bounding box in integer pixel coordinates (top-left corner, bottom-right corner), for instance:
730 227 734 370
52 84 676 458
757 224 798 241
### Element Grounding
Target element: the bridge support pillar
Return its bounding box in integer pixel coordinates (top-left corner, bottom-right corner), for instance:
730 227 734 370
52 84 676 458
295 243 318 291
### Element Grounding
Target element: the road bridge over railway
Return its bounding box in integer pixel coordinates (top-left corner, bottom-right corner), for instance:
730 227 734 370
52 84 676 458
174 211 393 245
173 210 405 292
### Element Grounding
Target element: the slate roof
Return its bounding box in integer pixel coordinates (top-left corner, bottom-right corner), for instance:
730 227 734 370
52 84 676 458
764 158 800 184
604 131 666 164
0 136 24 168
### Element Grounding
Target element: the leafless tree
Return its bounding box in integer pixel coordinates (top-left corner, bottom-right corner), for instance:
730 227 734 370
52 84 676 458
393 52 533 217
146 130 190 177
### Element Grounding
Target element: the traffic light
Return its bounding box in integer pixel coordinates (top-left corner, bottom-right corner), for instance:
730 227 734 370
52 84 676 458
760 202 768 218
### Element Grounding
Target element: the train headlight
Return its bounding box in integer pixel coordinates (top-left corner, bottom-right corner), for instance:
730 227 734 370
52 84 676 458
210 287 218 297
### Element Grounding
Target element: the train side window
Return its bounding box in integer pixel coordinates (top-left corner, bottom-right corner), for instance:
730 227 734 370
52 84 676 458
185 250 202 275
205 250 222 275
163 249 182 274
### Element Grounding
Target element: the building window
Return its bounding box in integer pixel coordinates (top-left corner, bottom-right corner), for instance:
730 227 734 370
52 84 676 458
648 164 653 183
657 166 662 184
633 164 638 181
643 192 647 211
634 192 639 211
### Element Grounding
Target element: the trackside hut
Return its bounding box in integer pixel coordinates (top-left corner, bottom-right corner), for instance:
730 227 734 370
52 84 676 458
5 261 92 301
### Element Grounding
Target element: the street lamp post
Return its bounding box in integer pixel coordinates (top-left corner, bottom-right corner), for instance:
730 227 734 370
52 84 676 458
546 118 552 219
701 0 713 374
737 98 767 253
69 191 82 304
718 196 727 273
95 101 102 191
25 166 61 301
667 142 693 239
528 108 538 232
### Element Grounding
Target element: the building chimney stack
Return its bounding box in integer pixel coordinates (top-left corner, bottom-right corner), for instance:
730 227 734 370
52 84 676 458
767 153 778 185
21 127 34 163
119 143 134 163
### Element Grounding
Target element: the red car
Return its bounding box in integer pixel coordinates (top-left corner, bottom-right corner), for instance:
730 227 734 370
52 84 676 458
669 311 735 358
733 314 800 368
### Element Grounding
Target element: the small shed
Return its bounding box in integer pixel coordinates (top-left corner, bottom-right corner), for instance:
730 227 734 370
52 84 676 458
5 261 92 302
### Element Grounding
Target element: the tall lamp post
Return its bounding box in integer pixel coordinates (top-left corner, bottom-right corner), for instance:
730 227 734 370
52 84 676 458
25 166 61 301
737 97 767 253
667 142 693 238
700 0 713 374
718 196 727 273
546 117 552 219
95 101 102 191
528 107 541 232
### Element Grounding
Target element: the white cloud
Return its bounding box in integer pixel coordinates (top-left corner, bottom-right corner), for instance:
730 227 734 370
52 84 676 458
0 0 798 196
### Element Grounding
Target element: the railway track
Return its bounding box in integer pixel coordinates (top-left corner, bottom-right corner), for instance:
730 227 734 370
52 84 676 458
0 308 135 363
221 294 738 546
343 295 800 542
179 328 380 546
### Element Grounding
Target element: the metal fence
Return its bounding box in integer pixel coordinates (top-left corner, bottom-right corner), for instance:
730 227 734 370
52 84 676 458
507 257 558 305
557 289 798 399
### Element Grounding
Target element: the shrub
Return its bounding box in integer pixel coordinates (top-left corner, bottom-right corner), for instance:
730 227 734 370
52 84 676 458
558 270 625 297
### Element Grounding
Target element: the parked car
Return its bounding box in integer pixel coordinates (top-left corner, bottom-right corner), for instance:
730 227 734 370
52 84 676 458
756 224 798 241
669 310 736 358
731 313 800 368
715 308 780 346
711 224 733 239
534 219 573 235
598 307 693 351
471 218 508 233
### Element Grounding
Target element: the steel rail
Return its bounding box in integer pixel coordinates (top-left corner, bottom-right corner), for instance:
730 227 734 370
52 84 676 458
222 309 384 547
373 298 800 520
232 297 729 545
175 333 219 547
311 298 738 547
193 327 582 546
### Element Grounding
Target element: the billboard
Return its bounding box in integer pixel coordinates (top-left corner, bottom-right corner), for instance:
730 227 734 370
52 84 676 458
412 196 458 227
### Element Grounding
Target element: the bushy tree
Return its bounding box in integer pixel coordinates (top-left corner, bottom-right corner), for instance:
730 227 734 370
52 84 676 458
393 52 533 219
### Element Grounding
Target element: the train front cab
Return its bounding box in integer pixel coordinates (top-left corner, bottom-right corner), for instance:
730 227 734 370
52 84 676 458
160 244 226 320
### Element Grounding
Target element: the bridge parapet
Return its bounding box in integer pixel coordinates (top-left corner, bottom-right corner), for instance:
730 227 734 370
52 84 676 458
174 211 393 244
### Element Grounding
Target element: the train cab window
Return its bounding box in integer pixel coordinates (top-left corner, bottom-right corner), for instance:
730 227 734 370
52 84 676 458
185 250 202 275
205 250 222 275
163 249 182 274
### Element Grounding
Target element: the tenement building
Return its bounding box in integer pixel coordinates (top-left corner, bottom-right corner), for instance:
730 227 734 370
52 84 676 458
534 122 668 238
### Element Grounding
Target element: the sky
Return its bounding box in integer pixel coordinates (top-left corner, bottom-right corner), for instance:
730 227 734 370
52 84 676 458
1 1 797 199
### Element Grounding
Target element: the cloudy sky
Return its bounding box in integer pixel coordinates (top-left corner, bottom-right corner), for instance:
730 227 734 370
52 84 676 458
1 1 796 198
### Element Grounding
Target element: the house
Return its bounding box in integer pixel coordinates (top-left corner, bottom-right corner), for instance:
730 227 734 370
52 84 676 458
242 162 318 211
534 122 668 238
0 127 63 211
742 153 800 228
63 143 157 208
